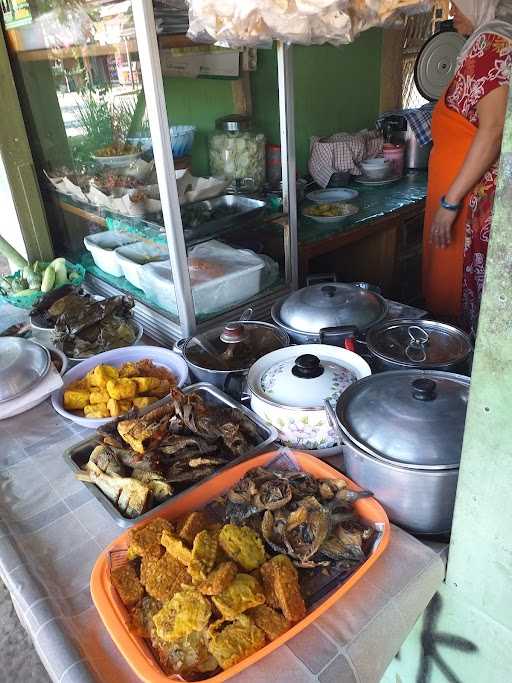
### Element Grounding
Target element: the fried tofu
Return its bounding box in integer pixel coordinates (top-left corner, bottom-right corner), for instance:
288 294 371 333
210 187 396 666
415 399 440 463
111 561 144 608
153 590 211 642
89 364 119 388
128 517 173 561
83 402 110 418
107 378 137 400
63 389 90 410
143 552 192 602
218 524 266 571
132 376 161 394
248 605 291 641
188 530 219 583
259 555 305 623
212 573 265 620
198 561 238 596
176 511 211 545
107 398 132 418
161 529 193 566
132 396 158 410
89 389 110 405
207 615 266 670
130 596 162 638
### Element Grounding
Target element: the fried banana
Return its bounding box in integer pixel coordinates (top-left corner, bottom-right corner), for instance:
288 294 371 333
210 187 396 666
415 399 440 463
218 524 266 571
153 589 211 642
143 552 192 602
111 561 144 608
176 511 211 545
189 530 219 583
127 517 173 561
198 561 238 596
207 614 266 670
161 529 192 566
248 604 291 641
212 573 265 620
260 555 306 623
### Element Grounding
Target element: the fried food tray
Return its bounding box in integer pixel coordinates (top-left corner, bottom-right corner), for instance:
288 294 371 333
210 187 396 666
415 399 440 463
63 383 277 527
90 451 390 683
181 195 266 243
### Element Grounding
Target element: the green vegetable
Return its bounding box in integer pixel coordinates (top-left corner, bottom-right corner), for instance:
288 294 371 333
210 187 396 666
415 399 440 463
54 260 68 287
26 270 42 290
49 257 66 269
68 271 79 280
11 278 28 293
10 288 35 298
22 265 33 281
0 235 28 270
41 265 56 293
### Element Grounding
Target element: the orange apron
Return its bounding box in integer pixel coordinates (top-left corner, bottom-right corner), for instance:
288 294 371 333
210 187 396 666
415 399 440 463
422 96 477 318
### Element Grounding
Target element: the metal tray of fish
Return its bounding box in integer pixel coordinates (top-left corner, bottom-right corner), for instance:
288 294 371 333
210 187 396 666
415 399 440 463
63 382 277 527
181 194 266 241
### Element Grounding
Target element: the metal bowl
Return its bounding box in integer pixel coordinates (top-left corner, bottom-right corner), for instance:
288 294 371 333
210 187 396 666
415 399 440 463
0 337 51 403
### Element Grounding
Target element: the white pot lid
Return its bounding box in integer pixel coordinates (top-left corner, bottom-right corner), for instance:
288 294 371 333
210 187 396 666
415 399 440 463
259 352 358 409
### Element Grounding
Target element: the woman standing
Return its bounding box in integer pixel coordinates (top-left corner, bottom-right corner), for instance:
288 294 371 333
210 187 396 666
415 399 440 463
422 0 512 334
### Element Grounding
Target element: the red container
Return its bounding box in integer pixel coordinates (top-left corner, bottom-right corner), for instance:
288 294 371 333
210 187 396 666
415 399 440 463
383 143 405 177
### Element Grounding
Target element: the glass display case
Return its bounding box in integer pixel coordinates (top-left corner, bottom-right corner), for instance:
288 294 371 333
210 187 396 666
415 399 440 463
2 0 297 343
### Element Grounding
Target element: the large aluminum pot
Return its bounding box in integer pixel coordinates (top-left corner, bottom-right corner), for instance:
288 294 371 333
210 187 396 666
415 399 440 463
332 369 470 535
366 318 473 374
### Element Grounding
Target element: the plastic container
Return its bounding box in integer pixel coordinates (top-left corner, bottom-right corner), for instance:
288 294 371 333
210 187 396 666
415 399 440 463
139 240 266 316
90 450 390 683
383 143 405 177
170 125 196 158
209 115 266 193
115 242 169 290
84 231 140 277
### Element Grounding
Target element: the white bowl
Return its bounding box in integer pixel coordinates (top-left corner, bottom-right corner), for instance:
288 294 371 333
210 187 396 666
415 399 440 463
51 345 189 428
306 188 359 204
360 160 392 180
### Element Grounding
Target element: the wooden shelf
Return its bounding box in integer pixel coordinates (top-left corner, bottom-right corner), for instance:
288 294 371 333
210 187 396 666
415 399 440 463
7 31 203 62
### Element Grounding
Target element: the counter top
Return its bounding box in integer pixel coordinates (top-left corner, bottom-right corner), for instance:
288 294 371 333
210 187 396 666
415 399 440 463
299 171 428 245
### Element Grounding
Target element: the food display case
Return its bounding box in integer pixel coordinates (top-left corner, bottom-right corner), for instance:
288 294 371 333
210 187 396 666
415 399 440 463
2 0 298 343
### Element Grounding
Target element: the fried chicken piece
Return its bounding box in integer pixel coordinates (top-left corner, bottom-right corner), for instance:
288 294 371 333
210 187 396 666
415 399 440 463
130 596 162 638
111 561 144 608
153 590 211 642
198 561 238 596
161 529 192 566
259 555 306 623
143 552 192 602
248 605 291 641
212 573 265 620
176 511 211 545
127 518 173 561
218 524 266 571
189 529 219 583
207 615 266 670
151 630 218 677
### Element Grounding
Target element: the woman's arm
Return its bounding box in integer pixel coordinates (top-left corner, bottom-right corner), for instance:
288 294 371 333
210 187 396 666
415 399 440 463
430 84 509 248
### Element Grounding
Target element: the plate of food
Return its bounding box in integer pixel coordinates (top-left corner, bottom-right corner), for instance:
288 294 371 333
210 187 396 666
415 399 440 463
90 450 389 682
303 202 359 224
64 384 277 523
306 188 359 204
92 144 143 169
52 346 189 427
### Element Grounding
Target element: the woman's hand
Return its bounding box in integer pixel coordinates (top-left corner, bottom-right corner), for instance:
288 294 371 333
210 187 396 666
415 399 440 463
430 206 458 248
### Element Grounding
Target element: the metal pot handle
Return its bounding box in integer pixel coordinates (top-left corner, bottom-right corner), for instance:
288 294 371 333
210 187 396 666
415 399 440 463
173 338 188 355
319 325 359 348
405 325 429 363
223 372 245 401
306 273 337 286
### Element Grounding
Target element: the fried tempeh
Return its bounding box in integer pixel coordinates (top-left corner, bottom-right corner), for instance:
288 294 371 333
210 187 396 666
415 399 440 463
198 561 238 596
111 561 144 608
161 529 193 566
143 552 192 602
176 511 211 545
259 555 306 623
248 604 291 641
127 517 173 561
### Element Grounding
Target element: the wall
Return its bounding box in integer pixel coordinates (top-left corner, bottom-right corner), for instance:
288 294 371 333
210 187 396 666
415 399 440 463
251 29 383 175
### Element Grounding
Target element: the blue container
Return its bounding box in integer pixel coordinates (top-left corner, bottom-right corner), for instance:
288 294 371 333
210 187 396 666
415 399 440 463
170 125 196 158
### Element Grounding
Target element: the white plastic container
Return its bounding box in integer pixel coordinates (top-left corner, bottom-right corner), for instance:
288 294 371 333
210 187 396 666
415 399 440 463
115 242 169 289
140 240 265 316
84 231 139 277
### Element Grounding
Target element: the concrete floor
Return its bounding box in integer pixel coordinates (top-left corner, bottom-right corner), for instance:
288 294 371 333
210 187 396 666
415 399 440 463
0 579 51 683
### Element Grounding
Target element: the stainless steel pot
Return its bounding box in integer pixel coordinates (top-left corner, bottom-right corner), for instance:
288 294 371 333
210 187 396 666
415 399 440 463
332 369 470 535
366 319 473 373
271 281 388 346
175 320 290 398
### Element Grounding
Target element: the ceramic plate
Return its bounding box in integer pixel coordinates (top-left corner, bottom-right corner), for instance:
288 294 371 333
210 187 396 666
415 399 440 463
302 203 359 224
354 175 402 186
306 188 359 204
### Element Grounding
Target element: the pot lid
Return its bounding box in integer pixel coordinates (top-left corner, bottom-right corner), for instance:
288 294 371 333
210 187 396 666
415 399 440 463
215 114 252 133
415 30 466 102
259 353 358 409
336 370 470 470
367 319 472 368
0 337 51 403
277 283 387 335
183 321 289 373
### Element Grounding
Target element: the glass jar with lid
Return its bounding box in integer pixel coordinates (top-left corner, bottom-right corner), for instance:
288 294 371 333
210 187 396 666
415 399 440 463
209 115 266 193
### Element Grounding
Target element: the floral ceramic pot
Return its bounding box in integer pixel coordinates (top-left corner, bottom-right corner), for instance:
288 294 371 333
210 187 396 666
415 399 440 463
247 344 371 450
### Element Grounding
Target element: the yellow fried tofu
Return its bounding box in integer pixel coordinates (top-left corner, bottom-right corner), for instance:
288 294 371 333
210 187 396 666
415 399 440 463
161 530 193 566
107 398 133 418
83 402 110 418
63 389 90 411
111 561 144 608
107 378 137 400
176 511 212 545
67 378 89 391
207 615 266 670
120 361 139 378
132 396 159 410
143 552 192 602
148 379 171 398
89 389 110 405
218 524 266 571
89 364 119 387
153 590 211 642
132 376 161 394
188 530 219 583
128 518 174 560
212 573 265 620
248 604 291 641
